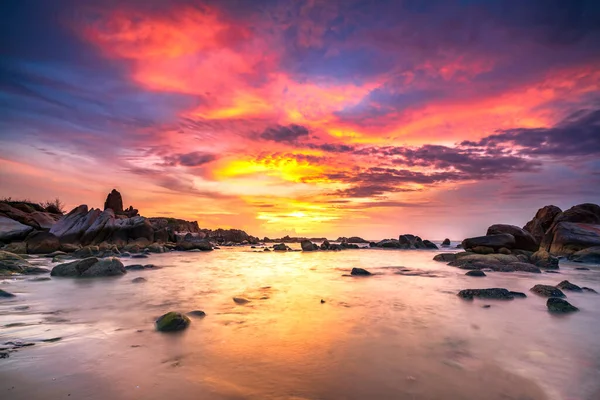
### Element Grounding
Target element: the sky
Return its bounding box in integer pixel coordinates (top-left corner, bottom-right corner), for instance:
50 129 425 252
1 0 599 240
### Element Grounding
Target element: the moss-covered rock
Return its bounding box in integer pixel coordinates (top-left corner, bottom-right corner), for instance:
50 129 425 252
556 280 582 292
155 312 190 332
530 284 565 298
457 288 516 300
547 298 579 313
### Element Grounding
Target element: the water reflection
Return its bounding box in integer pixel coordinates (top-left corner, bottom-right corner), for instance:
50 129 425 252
1 248 599 399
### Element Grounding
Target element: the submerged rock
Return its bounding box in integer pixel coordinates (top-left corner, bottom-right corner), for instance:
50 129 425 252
233 297 250 304
556 280 582 292
187 310 206 317
547 298 579 313
457 288 516 300
301 240 318 251
272 243 287 251
509 291 527 298
0 289 16 298
131 277 147 283
351 267 372 276
465 270 486 277
125 264 160 271
442 238 451 246
155 312 190 332
582 287 598 294
433 253 457 262
530 284 565 298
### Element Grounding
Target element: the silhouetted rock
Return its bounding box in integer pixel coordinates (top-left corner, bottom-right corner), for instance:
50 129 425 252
320 239 330 250
524 205 562 244
487 224 538 251
273 243 287 251
301 239 318 251
351 267 372 276
530 284 565 298
346 236 368 243
465 270 486 277
547 298 579 313
442 238 451 246
457 288 515 300
462 234 516 251
104 189 124 214
187 310 206 317
155 312 190 332
174 233 212 251
422 240 438 249
556 280 582 292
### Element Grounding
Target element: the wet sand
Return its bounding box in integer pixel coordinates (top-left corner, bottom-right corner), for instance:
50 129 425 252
1 247 599 399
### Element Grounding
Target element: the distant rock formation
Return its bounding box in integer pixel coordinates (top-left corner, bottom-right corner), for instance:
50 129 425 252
104 189 124 214
370 234 438 249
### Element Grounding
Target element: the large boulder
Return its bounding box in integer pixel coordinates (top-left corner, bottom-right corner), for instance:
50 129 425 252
25 231 60 254
569 246 600 264
301 240 318 251
50 205 101 243
486 224 538 251
547 298 579 313
0 216 34 242
175 233 212 251
104 189 124 214
0 203 41 229
462 234 516 251
524 205 562 244
346 236 368 243
51 257 125 277
530 250 559 269
545 222 600 256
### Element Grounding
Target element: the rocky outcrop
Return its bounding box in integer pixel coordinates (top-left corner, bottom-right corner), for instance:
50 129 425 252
524 205 562 245
25 231 60 254
437 252 542 273
301 240 318 251
0 216 33 242
104 189 123 214
547 298 579 313
200 228 258 244
486 224 538 251
0 202 61 232
175 233 213 251
538 204 600 256
462 234 516 251
320 239 330 250
569 246 600 263
442 238 451 246
51 257 126 277
272 243 288 251
371 234 437 249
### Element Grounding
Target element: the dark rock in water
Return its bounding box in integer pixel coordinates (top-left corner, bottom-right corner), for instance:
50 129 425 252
544 219 600 257
51 257 126 277
433 253 457 262
125 264 159 271
457 288 515 300
556 280 582 292
569 246 600 264
131 277 147 283
509 291 527 298
422 240 438 249
545 270 560 274
187 310 206 317
376 239 404 248
273 243 287 251
530 250 559 269
524 205 562 245
233 297 250 304
530 284 565 298
132 254 149 259
575 267 590 270
547 298 579 313
320 299 325 304
155 312 190 332
465 270 486 277
507 262 541 273
301 239 318 251
25 231 60 254
582 287 598 294
174 234 213 251
28 277 51 282
442 238 451 246
104 189 124 214
351 267 372 276
320 239 330 250
482 304 491 308
263 248 270 252
486 224 538 251
0 289 16 298
462 234 516 251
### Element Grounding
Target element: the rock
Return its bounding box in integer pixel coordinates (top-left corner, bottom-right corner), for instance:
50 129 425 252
376 239 405 248
498 247 512 255
351 267 372 276
346 236 368 243
530 284 565 298
155 312 190 332
320 239 330 250
301 240 318 251
547 298 579 313
50 205 100 243
187 310 206 317
530 250 559 269
273 243 287 251
486 224 538 251
422 240 438 249
556 280 582 292
0 289 16 298
28 277 51 282
507 262 541 273
147 243 165 253
233 297 250 304
457 288 516 300
582 287 598 293
28 211 60 230
104 189 124 214
0 216 34 242
447 253 520 271
0 250 36 274
51 257 99 277
442 238 451 246
131 277 147 283
175 234 212 251
51 257 125 277
509 291 527 298
2 242 27 254
465 270 486 277
25 231 60 254
569 246 600 264
524 205 562 244
471 246 495 255
125 264 159 271
575 267 590 270
546 222 600 256
433 253 457 262
462 234 516 251
73 245 97 258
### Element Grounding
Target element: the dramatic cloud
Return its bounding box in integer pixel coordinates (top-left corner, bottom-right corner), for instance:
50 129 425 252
260 124 310 143
164 152 217 167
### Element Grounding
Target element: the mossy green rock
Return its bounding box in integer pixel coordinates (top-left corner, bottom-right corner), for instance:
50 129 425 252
156 312 190 332
547 298 579 313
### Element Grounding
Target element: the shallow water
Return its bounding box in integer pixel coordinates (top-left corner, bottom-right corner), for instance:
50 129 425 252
1 246 600 400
